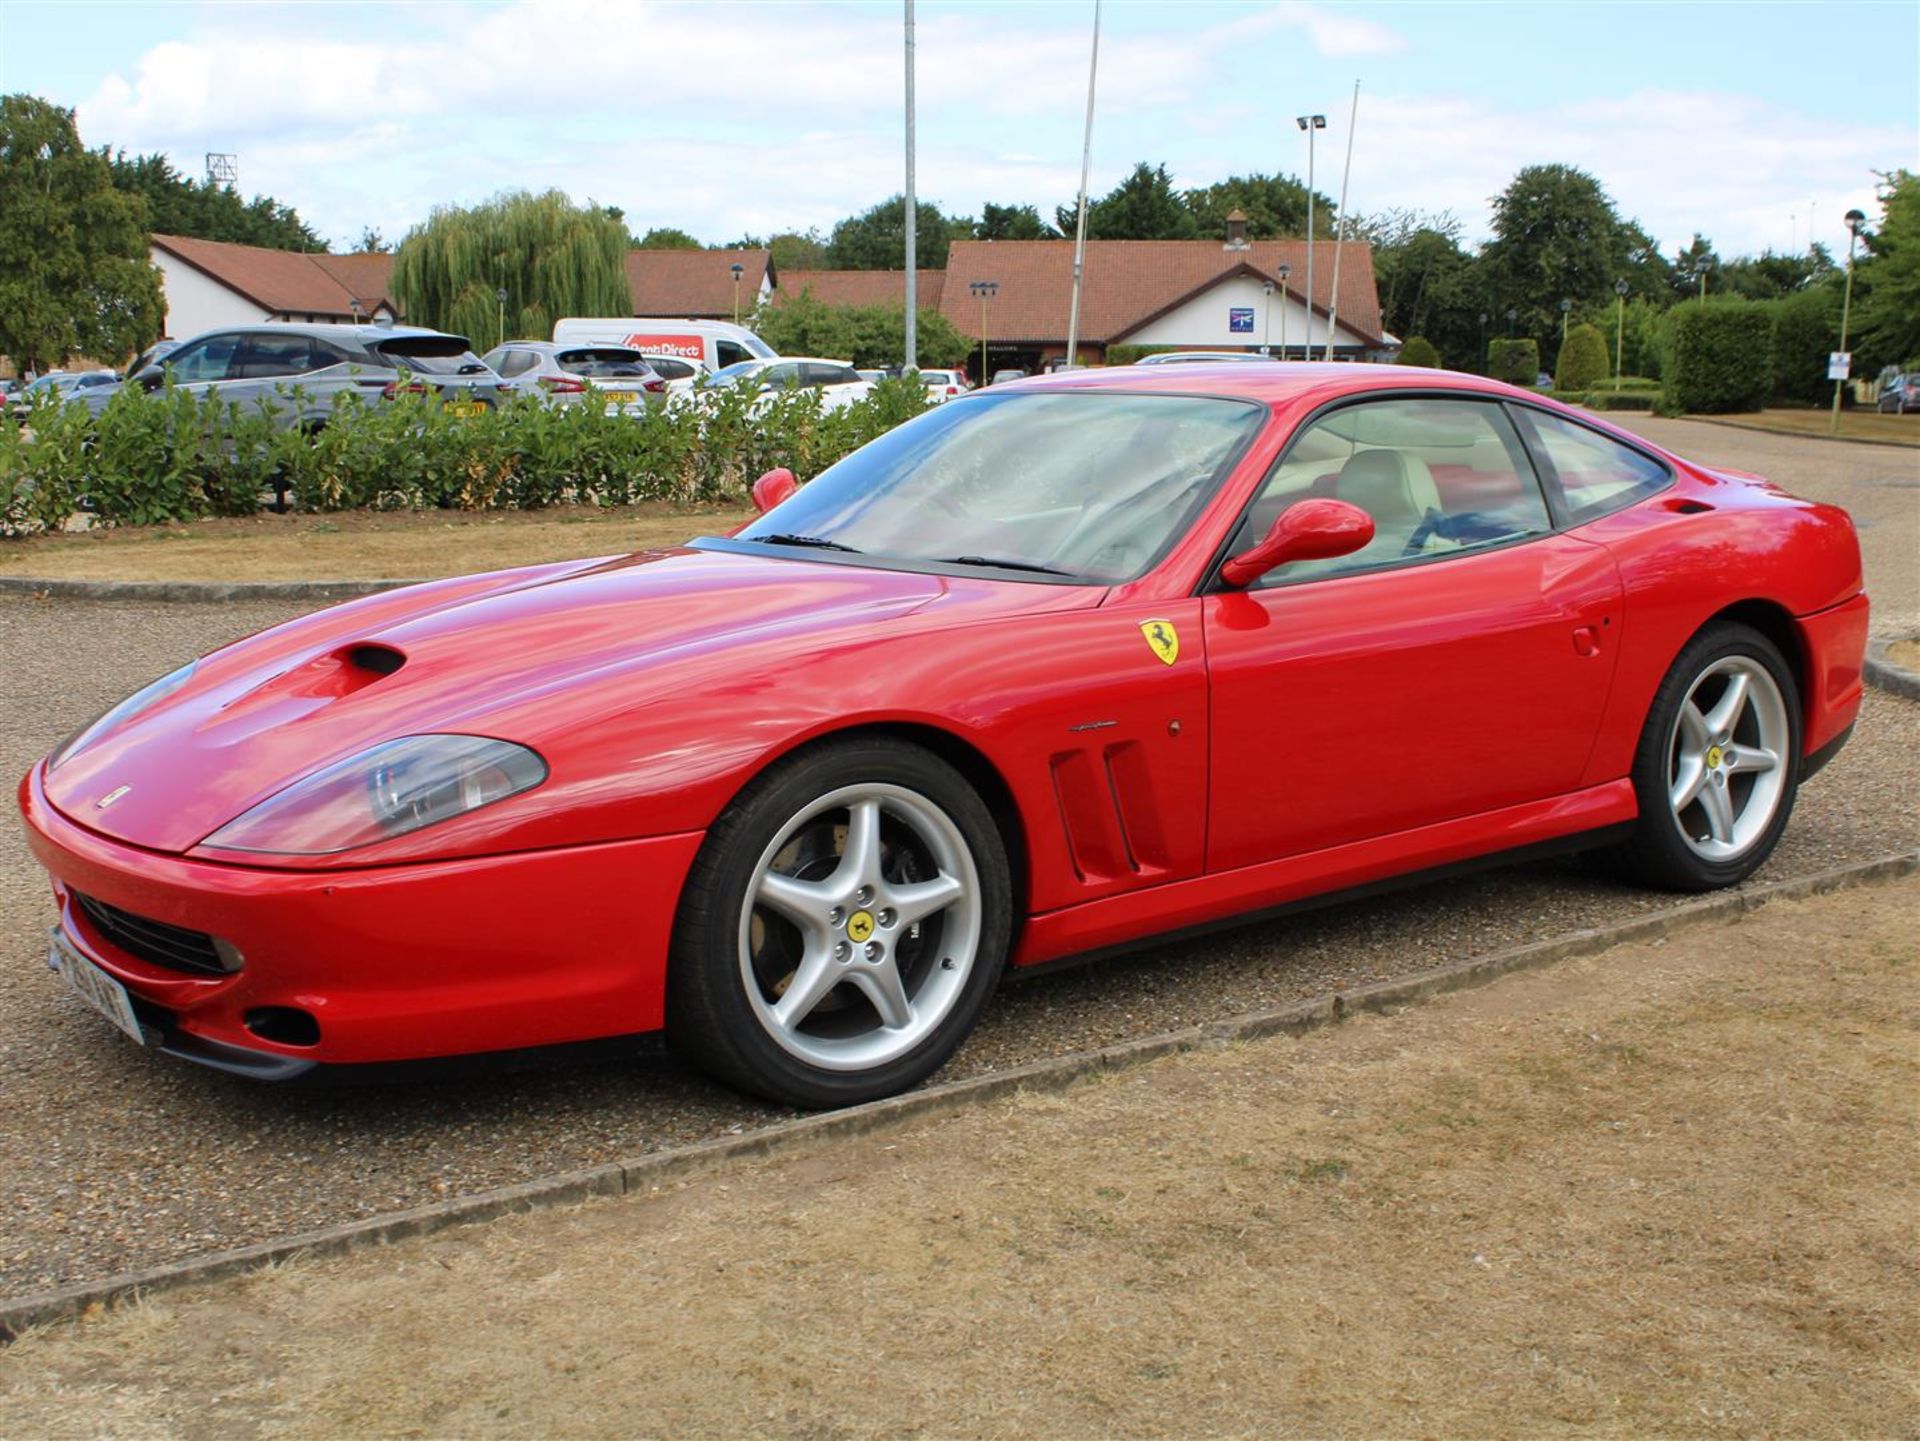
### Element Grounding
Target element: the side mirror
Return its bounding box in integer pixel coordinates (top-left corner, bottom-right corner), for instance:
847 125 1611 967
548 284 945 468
1219 497 1374 588
751 467 798 513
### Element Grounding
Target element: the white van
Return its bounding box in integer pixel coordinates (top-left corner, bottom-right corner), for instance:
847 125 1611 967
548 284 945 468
550 317 775 372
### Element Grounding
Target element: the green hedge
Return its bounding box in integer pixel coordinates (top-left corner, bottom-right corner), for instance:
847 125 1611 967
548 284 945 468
1665 302 1774 414
0 378 932 535
1486 338 1540 387
1396 336 1440 368
1767 290 1841 406
1555 324 1610 393
1581 390 1659 412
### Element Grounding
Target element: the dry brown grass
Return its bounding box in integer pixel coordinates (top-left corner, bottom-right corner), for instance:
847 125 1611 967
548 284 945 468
1693 408 1920 446
3 880 1916 1439
0 503 754 582
1890 638 1920 672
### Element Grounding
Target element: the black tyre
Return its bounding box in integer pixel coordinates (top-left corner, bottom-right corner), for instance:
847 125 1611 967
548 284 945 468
1604 621 1801 891
666 736 1011 1108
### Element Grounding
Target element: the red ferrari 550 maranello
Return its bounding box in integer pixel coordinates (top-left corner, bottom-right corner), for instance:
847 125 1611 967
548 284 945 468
20 364 1868 1106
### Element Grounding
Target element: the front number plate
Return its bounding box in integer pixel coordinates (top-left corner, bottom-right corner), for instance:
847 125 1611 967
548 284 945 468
49 927 145 1045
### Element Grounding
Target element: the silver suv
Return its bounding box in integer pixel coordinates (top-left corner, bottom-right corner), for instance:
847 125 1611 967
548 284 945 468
93 323 510 428
479 340 664 415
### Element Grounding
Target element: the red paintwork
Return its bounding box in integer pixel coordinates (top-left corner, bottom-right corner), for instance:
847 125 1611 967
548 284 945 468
17 364 1869 1071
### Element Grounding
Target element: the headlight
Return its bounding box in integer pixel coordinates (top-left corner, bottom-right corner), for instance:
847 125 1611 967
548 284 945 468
51 661 198 770
201 735 548 856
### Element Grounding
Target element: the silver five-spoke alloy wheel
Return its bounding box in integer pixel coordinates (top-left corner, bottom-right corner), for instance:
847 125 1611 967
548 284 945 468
739 783 983 1071
1666 654 1790 861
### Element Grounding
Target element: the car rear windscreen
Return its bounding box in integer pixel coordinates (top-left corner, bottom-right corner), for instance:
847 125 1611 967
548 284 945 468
556 348 653 378
373 336 491 376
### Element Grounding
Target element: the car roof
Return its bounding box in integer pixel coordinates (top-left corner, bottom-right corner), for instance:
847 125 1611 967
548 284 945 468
195 322 467 345
499 340 646 357
993 361 1546 408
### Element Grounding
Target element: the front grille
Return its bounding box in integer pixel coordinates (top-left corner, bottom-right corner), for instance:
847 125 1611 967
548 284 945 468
73 893 229 976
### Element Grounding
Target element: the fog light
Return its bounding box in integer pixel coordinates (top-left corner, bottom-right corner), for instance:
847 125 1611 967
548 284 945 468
244 1007 321 1048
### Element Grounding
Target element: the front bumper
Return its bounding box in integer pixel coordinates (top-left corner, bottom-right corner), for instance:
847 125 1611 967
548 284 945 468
20 764 704 1074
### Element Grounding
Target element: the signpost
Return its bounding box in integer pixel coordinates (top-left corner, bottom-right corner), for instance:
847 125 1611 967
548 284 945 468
1828 352 1852 383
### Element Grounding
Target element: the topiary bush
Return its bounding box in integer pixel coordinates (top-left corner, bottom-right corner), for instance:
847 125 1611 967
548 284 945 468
1486 338 1540 387
1396 336 1440 368
1767 290 1842 406
1664 301 1773 414
1555 323 1610 393
1581 390 1658 412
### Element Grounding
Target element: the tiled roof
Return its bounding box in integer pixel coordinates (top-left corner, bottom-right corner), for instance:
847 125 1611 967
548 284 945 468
775 269 947 311
626 248 772 318
150 235 397 318
936 239 1384 347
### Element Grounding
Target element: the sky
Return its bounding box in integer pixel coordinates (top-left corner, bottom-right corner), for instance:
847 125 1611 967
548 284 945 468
2 0 1915 259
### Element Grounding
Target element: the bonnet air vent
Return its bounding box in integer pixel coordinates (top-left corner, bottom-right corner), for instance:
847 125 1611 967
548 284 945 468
346 644 407 677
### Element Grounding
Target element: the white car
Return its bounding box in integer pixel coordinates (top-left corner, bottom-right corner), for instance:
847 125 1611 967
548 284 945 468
917 368 971 404
637 353 710 395
705 357 875 414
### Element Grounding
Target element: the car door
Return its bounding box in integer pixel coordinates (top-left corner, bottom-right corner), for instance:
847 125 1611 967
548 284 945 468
152 332 244 400
1203 394 1625 873
229 332 326 424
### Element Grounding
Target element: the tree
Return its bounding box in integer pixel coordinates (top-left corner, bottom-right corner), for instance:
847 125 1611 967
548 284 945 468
1718 245 1834 301
1479 164 1661 358
1851 169 1920 371
974 203 1053 241
1057 162 1197 240
1555 323 1610 392
1185 172 1333 239
635 226 703 249
767 230 828 270
757 288 971 368
825 196 966 270
390 190 632 350
1669 233 1720 303
106 150 324 251
1364 211 1483 370
0 95 162 371
353 227 392 254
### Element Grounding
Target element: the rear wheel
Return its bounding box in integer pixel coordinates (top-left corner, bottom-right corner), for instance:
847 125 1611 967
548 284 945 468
1606 622 1801 891
667 737 1010 1108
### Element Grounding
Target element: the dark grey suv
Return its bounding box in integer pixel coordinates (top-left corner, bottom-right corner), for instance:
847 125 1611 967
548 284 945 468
92 323 509 428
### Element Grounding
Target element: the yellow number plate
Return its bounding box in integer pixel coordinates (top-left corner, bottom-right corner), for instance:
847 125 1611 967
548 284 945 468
447 401 486 419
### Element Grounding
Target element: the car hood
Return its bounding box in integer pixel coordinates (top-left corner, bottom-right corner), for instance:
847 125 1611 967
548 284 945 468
43 546 1095 855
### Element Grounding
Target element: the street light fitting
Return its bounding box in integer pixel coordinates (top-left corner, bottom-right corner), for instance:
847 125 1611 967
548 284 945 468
730 262 745 279
969 280 999 298
1276 263 1292 281
1295 114 1326 130
1559 298 1572 313
1615 279 1632 298
1844 208 1867 235
495 287 508 303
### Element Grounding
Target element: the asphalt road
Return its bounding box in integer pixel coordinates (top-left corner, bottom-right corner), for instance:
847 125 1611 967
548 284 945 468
1 419 1915 1299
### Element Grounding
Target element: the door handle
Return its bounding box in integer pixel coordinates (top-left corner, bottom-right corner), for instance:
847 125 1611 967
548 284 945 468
1571 624 1602 657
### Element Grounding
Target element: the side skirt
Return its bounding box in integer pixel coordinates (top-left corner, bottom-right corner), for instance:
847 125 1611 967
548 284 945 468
1011 779 1638 971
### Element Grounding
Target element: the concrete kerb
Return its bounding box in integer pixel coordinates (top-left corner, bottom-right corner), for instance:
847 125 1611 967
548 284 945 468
3 847 1914 1342
0 576 423 603
1681 414 1920 452
1866 637 1920 702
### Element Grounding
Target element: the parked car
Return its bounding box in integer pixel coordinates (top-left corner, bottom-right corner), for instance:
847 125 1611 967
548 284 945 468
21 365 1867 1107
551 317 774 372
856 369 887 385
9 369 119 417
918 368 970 404
1132 351 1276 365
94 323 509 428
636 353 709 394
1876 374 1919 414
480 341 664 415
989 367 1029 385
124 340 181 380
704 357 874 412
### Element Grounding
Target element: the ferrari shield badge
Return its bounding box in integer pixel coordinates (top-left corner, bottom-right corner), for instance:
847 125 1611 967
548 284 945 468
1139 619 1179 665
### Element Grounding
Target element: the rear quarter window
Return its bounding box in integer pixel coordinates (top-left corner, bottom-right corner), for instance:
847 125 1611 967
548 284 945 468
1515 409 1672 525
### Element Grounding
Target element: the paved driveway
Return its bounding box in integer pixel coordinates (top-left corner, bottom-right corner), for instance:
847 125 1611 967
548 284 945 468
1 422 1914 1299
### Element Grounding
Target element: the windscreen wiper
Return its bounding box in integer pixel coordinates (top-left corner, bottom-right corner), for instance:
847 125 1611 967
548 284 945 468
934 555 1078 576
755 533 863 553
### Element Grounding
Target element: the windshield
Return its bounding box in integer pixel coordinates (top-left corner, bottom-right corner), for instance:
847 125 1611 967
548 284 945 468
708 360 764 386
732 391 1263 584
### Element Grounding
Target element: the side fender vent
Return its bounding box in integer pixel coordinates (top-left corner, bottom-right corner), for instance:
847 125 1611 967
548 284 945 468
345 644 407 677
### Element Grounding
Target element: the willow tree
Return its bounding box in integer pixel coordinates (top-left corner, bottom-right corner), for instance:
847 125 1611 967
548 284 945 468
391 190 631 348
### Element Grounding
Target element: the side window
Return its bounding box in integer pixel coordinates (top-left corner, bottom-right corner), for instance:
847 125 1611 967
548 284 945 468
491 349 537 378
809 363 860 386
1517 410 1671 525
760 362 802 389
647 357 692 381
237 333 318 379
714 340 752 368
1230 396 1554 586
164 334 243 383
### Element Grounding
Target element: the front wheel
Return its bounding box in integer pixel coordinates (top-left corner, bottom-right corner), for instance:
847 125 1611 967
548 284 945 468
1605 622 1802 891
667 737 1011 1108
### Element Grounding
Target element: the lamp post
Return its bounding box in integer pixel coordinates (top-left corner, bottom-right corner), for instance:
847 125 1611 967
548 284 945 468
1831 208 1867 434
495 287 508 349
1478 311 1488 372
969 279 998 385
1277 262 1292 358
1613 278 1630 385
350 298 362 327
1505 307 1516 338
730 262 745 325
903 0 917 370
1261 280 1274 354
1559 298 1572 344
1296 113 1326 359
1064 0 1103 366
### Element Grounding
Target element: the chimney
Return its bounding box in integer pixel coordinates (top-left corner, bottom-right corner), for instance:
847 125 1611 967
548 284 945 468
1223 208 1249 251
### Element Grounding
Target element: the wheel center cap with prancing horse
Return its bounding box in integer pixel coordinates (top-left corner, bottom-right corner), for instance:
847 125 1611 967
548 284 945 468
1706 744 1724 770
846 910 876 943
